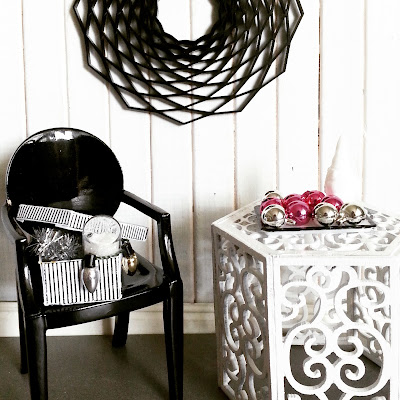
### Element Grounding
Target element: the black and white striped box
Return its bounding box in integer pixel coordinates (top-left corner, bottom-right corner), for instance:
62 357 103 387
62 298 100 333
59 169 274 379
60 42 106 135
40 254 123 305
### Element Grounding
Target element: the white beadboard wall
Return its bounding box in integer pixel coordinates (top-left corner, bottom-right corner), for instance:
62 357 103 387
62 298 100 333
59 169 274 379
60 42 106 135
1 0 400 306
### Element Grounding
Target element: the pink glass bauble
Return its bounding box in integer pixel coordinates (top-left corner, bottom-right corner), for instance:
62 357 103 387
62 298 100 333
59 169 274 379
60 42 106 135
301 190 312 200
285 200 311 226
305 190 325 209
322 195 343 211
283 194 302 208
260 198 283 213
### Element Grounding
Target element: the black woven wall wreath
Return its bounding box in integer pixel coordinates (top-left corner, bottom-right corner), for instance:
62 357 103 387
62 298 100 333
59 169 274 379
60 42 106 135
74 0 303 125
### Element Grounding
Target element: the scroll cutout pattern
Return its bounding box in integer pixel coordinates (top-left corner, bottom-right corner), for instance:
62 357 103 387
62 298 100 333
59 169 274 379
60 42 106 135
73 0 303 124
215 234 270 399
282 264 391 399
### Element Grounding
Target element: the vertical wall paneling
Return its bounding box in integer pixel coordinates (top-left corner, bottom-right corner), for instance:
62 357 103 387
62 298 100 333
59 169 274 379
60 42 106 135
192 115 235 302
234 0 280 207
277 0 320 195
110 103 153 259
319 1 365 201
235 83 278 208
151 118 195 302
64 0 110 143
3 0 400 304
151 0 195 302
0 1 27 300
22 0 69 133
191 0 236 302
364 0 400 214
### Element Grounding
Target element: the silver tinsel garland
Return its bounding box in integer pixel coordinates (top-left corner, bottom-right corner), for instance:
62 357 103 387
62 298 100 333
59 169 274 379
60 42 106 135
29 227 83 262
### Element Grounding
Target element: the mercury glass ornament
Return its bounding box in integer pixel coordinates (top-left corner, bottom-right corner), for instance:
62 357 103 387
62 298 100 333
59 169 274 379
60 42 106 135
314 202 339 226
260 204 286 228
339 203 367 225
262 190 282 202
321 195 343 211
81 254 99 293
121 240 139 276
285 200 311 226
301 190 312 200
304 190 325 209
260 197 283 213
283 194 303 208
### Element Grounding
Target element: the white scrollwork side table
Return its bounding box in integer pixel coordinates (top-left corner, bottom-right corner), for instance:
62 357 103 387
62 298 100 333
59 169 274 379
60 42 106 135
212 200 400 400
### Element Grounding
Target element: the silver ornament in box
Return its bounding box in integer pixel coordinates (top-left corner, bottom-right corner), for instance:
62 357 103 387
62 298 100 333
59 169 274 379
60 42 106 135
81 254 100 293
121 239 139 276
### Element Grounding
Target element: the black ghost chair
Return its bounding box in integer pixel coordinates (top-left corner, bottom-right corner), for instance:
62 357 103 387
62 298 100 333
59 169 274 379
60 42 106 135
1 128 183 400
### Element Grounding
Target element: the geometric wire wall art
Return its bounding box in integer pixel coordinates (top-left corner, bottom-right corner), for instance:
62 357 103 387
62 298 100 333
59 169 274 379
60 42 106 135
73 0 303 125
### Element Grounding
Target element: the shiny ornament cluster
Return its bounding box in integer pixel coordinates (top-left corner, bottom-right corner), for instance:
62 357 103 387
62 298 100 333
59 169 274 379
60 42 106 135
260 190 367 228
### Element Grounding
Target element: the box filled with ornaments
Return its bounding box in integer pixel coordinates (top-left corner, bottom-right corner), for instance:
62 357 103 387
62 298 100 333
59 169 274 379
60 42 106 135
17 205 145 306
258 190 375 231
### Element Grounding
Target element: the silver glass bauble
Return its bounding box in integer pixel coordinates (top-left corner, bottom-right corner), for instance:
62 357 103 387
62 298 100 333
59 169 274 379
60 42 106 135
339 203 367 225
260 204 286 228
81 254 100 293
314 202 338 226
262 190 282 202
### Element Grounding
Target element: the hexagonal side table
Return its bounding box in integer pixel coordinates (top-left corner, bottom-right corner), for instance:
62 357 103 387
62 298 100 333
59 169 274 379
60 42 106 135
212 200 400 400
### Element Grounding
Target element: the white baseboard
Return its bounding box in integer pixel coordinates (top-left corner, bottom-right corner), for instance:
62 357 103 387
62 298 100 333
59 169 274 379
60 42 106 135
0 302 215 337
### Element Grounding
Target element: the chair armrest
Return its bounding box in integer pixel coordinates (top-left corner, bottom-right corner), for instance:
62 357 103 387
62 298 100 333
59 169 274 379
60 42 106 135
15 238 44 318
2 204 44 317
122 190 169 221
122 191 181 281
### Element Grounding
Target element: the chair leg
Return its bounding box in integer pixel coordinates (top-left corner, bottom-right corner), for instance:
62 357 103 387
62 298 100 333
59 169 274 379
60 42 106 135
17 299 28 374
25 316 48 400
163 281 184 400
112 312 130 347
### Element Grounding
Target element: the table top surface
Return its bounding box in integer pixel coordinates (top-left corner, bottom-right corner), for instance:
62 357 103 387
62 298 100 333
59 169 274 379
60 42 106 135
212 200 400 257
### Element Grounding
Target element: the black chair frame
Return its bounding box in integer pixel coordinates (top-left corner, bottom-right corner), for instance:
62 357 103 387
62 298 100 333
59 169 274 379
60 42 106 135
2 128 183 400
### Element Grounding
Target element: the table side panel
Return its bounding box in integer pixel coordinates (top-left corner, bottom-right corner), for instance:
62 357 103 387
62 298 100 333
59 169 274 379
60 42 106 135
273 254 398 400
212 224 277 399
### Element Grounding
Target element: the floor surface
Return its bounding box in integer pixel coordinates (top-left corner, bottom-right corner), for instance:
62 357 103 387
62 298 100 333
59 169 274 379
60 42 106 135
0 335 390 399
0 334 227 400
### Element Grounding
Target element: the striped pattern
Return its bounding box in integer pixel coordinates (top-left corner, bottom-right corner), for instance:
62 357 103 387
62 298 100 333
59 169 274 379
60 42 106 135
40 254 122 305
16 204 148 241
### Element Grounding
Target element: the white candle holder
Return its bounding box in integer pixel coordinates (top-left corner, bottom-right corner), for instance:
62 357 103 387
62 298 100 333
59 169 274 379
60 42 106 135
81 215 122 293
82 215 121 257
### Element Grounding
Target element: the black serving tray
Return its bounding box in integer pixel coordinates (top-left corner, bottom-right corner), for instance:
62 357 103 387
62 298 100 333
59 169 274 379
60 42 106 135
255 206 376 232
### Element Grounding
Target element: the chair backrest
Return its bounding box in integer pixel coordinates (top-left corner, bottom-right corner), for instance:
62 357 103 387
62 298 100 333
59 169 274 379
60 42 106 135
6 128 124 220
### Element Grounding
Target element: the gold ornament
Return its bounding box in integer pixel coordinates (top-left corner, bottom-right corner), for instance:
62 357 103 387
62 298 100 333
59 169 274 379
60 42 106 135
121 240 139 275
